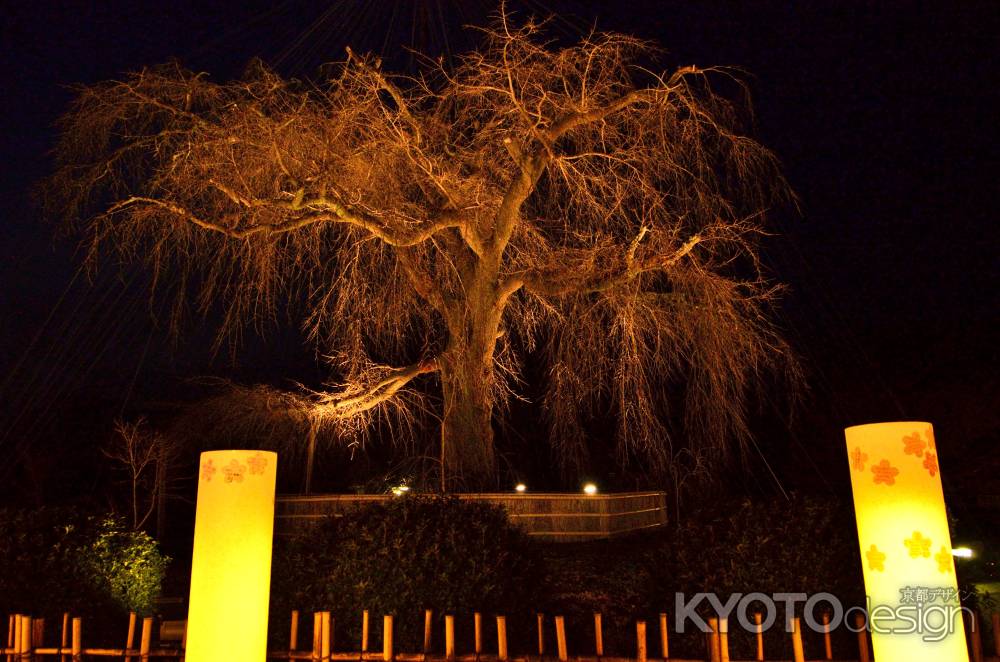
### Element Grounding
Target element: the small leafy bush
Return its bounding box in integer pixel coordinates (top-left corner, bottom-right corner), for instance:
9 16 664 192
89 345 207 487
0 508 168 633
271 496 544 651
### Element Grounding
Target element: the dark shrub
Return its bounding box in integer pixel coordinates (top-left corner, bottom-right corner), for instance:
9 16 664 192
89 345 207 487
0 508 168 636
271 496 544 651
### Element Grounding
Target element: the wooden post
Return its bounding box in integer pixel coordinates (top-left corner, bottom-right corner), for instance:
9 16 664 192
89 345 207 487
707 617 720 662
290 610 300 653
321 612 331 662
11 616 20 661
790 617 805 662
383 615 394 662
60 613 69 662
424 610 433 655
854 612 870 662
555 616 567 662
593 613 604 657
992 612 1000 658
21 616 31 662
7 615 14 662
474 612 482 656
537 613 545 656
32 618 45 654
969 611 983 662
658 613 668 660
124 612 137 662
822 612 832 660
312 612 322 662
362 610 370 654
718 618 729 662
445 615 455 660
71 618 81 662
753 612 763 661
139 618 152 662
635 620 646 662
496 616 508 662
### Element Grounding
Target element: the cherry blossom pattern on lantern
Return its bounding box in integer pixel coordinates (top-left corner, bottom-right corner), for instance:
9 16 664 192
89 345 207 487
904 531 932 558
223 459 246 483
902 432 926 457
925 426 936 452
923 452 938 477
935 546 953 573
201 459 216 482
871 459 899 486
850 446 869 472
866 544 886 572
248 452 268 476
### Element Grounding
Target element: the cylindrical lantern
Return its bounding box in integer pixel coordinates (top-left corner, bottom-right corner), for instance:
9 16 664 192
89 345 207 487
845 422 968 661
187 450 277 662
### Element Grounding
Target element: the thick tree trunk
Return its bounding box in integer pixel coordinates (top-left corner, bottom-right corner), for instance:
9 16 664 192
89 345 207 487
440 356 496 490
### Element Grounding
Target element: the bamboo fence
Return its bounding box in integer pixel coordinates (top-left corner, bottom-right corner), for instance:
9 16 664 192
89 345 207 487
3 607 998 662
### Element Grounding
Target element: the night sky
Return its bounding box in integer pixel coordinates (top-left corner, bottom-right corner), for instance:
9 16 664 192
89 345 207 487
1 2 997 513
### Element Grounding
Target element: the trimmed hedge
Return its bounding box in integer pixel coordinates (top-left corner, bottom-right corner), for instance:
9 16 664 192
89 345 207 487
270 496 544 651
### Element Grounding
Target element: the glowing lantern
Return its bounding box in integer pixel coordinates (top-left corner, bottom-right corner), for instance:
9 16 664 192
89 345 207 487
187 450 277 662
845 422 968 661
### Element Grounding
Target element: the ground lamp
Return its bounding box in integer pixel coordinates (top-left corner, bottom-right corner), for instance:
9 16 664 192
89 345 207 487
187 450 277 662
845 422 969 660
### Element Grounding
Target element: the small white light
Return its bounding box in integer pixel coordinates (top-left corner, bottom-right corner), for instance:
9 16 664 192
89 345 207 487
952 547 974 558
391 485 410 496
583 483 598 495
514 483 527 493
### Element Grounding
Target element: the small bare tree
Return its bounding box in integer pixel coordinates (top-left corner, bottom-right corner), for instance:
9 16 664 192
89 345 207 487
103 418 177 531
50 14 797 489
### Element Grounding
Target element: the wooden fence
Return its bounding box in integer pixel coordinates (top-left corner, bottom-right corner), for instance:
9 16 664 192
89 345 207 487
4 608 999 661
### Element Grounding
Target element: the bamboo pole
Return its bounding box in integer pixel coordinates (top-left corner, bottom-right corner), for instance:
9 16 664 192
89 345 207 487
854 612 870 662
790 617 805 662
424 611 433 655
753 612 763 662
383 615 394 662
635 620 646 662
658 613 668 660
11 616 19 661
6 615 13 662
71 618 81 662
593 613 603 657
445 615 455 661
124 612 136 662
362 611 370 654
139 618 152 662
496 616 508 662
33 618 45 661
555 616 567 662
537 614 545 656
718 618 729 662
61 614 69 662
821 612 832 660
992 612 1000 657
21 616 31 662
707 617 720 662
313 612 322 662
474 613 482 656
290 610 300 653
969 611 983 662
322 612 332 662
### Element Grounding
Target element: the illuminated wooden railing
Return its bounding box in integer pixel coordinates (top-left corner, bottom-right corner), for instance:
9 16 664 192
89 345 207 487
275 492 669 542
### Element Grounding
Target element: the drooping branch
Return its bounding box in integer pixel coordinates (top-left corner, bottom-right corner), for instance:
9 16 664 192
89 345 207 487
313 358 440 419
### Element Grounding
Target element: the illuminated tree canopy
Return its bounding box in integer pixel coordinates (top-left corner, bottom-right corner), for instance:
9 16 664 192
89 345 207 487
50 15 797 489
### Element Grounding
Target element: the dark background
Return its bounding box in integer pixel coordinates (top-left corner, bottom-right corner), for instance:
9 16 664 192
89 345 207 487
1 1 997 536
